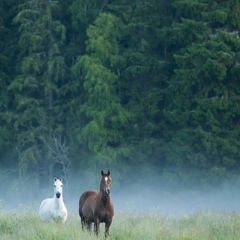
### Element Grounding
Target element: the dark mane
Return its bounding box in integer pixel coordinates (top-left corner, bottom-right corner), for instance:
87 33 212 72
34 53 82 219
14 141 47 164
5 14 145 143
79 170 114 237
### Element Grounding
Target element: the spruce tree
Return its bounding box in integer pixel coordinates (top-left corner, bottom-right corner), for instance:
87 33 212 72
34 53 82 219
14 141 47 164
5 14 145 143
0 0 20 169
9 0 67 181
72 12 129 166
164 0 240 173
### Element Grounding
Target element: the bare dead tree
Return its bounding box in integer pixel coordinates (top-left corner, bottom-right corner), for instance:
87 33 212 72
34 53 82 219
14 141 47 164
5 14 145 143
46 136 70 188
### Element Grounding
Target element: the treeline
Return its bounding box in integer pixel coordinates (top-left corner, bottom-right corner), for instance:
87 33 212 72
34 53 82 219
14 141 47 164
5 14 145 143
0 0 240 187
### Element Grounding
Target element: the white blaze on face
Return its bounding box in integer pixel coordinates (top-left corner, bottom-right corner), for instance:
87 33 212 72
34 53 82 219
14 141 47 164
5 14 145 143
105 177 108 182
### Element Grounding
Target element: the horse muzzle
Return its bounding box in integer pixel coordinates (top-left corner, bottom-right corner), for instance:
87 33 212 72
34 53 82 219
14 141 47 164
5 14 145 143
104 189 110 197
56 192 61 198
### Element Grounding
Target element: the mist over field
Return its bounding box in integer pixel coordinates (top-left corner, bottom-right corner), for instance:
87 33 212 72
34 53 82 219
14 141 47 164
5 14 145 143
112 185 240 215
1 169 240 217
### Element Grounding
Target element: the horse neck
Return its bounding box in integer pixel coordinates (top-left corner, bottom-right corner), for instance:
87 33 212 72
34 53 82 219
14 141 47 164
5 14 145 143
53 195 64 207
98 191 111 206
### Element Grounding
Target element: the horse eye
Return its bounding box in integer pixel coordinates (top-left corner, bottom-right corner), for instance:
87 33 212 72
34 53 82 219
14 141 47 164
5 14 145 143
61 185 63 187
54 185 56 188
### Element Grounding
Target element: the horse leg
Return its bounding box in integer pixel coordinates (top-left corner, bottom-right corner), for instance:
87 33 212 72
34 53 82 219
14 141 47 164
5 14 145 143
80 216 85 230
86 220 92 232
80 216 90 232
94 218 100 236
105 221 112 238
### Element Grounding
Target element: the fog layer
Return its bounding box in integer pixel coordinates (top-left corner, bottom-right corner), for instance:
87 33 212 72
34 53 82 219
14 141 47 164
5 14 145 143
1 173 240 216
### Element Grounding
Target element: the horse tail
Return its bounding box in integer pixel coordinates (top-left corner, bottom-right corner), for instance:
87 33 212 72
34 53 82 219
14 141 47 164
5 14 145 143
79 193 85 217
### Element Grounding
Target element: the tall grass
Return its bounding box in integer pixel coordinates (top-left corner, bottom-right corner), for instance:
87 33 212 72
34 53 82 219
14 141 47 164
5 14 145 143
0 206 240 240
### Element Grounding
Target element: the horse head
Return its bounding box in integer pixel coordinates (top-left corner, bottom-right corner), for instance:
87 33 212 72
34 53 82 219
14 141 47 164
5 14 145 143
100 170 111 197
54 178 63 199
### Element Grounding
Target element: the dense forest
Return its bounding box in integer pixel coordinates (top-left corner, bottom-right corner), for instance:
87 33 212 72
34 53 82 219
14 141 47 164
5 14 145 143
0 0 240 191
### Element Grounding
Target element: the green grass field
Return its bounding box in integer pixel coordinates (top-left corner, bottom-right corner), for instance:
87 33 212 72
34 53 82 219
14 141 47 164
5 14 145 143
1 206 240 240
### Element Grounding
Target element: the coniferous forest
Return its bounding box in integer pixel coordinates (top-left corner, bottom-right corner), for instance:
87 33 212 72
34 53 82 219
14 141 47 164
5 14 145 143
0 0 240 193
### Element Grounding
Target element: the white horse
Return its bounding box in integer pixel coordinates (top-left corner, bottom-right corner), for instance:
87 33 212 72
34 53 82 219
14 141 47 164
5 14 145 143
39 178 68 223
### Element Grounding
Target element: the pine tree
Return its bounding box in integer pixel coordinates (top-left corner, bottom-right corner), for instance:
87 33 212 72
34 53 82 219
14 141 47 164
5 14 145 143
164 0 240 171
72 12 129 166
9 0 67 181
0 0 20 169
106 1 173 169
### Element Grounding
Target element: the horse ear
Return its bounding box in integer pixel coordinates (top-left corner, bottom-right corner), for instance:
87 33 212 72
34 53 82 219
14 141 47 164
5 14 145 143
107 170 110 176
59 178 62 182
54 177 57 182
101 170 104 176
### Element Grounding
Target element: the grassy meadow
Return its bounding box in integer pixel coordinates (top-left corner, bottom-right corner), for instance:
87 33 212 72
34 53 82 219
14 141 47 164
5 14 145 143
1 205 240 240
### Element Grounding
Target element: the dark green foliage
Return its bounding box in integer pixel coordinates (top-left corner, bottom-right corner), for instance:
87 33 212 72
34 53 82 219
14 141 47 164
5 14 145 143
0 0 20 168
0 0 240 187
71 13 130 165
8 0 68 180
163 0 240 170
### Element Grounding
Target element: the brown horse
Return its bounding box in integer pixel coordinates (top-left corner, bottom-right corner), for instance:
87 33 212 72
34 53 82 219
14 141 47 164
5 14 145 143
79 170 114 237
